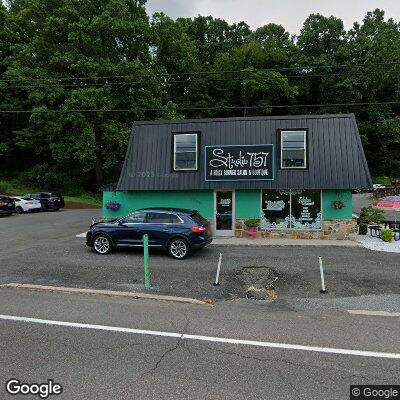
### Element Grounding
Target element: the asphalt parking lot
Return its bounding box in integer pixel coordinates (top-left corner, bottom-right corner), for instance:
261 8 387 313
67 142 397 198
1 209 400 400
353 192 400 219
1 208 400 310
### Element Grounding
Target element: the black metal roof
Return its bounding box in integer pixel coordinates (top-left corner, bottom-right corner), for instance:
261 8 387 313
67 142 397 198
116 114 372 191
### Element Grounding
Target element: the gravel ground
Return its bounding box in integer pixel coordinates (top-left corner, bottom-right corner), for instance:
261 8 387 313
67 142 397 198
357 234 400 253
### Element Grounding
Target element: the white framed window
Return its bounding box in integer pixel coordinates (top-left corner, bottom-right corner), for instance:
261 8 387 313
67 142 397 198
281 130 307 169
173 133 198 171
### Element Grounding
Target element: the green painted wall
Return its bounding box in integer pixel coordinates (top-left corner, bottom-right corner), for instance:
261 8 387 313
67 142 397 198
322 189 353 220
103 190 214 218
235 190 261 219
103 189 353 222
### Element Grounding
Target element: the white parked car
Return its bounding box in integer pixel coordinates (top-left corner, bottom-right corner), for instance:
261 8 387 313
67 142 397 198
12 197 42 214
373 184 386 190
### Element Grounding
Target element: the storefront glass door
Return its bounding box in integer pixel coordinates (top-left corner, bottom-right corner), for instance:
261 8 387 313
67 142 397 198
215 191 234 236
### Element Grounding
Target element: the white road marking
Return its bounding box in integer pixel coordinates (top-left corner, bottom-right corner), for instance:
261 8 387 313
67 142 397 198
75 232 87 238
348 310 400 317
1 314 399 360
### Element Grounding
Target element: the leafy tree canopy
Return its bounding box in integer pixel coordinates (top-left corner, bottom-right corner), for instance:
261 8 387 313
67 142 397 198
0 3 399 192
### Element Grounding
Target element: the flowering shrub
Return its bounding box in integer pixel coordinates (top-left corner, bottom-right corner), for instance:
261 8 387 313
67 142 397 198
244 219 260 228
105 200 121 211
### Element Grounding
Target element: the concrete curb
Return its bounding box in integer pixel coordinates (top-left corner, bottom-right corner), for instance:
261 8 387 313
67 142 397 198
0 283 213 306
211 239 360 247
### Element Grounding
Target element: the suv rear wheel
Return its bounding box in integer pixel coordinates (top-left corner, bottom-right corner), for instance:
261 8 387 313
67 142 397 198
15 206 24 214
93 234 112 255
168 238 190 259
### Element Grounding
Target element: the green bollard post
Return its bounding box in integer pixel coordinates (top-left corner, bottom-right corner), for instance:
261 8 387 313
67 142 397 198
143 234 151 289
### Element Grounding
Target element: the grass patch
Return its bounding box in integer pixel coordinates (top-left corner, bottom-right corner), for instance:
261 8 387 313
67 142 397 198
64 194 102 206
372 176 392 186
0 180 8 193
2 180 33 196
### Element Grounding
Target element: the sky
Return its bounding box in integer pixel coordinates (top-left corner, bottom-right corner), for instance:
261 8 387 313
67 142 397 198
145 0 400 34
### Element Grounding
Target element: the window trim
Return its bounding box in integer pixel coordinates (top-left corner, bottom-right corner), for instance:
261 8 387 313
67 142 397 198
172 132 200 172
279 129 308 170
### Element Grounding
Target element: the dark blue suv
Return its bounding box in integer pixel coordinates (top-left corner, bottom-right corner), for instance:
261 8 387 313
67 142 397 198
86 208 212 259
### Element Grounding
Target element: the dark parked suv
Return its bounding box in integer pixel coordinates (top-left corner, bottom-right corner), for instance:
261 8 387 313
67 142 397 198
86 208 212 259
0 195 15 216
25 192 64 211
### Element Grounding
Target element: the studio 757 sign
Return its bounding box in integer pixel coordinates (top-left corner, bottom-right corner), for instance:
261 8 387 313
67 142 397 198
205 144 275 181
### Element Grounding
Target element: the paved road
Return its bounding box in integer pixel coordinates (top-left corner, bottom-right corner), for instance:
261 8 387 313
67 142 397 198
352 193 374 215
0 288 399 400
1 210 400 399
1 209 400 312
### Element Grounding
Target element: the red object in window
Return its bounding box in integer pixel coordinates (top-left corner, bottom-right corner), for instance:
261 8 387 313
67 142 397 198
191 226 207 233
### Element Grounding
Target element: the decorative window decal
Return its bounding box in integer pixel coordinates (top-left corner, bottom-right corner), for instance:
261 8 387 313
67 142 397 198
261 190 291 230
261 190 322 230
266 200 285 211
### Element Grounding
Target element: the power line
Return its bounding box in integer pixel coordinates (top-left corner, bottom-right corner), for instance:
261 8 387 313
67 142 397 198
0 60 399 84
4 69 400 90
0 101 398 113
0 73 364 89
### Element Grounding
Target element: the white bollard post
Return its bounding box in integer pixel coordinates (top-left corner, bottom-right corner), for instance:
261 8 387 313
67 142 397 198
213 253 222 286
319 256 327 294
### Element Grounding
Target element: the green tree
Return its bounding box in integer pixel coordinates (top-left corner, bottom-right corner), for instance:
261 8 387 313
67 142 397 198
0 3 11 157
297 14 346 58
1 3 400 189
3 0 178 188
181 16 251 65
151 12 200 107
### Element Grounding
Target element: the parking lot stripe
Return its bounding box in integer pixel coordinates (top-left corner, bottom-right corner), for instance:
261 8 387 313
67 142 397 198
347 310 400 317
75 232 87 238
1 314 400 360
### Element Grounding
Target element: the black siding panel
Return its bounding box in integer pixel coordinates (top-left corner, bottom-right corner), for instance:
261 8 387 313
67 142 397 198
116 114 373 191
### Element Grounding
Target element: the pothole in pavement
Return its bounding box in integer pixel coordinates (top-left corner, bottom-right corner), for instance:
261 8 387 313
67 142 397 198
223 266 279 301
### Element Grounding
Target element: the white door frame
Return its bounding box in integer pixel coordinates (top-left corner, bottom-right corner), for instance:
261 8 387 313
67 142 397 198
214 190 235 237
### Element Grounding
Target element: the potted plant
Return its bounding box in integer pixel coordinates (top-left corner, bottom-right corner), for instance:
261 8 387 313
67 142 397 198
244 219 260 239
332 199 345 210
358 223 368 235
105 200 121 211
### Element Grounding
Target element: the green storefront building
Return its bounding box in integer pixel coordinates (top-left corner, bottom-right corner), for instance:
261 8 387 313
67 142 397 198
103 114 372 240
